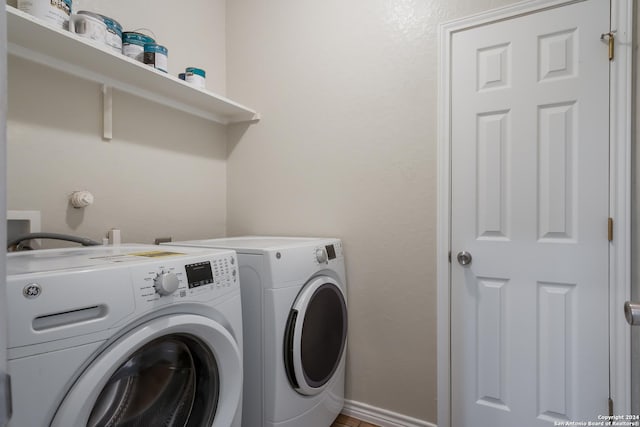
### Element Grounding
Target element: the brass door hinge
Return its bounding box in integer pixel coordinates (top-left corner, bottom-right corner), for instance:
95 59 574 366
601 32 615 61
608 217 614 241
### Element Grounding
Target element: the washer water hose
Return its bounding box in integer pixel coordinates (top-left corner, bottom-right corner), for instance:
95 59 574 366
8 233 102 250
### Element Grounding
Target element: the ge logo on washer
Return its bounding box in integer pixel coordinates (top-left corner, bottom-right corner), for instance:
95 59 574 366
23 283 42 299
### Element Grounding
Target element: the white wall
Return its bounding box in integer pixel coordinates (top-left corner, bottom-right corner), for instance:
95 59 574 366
226 0 519 422
6 0 228 246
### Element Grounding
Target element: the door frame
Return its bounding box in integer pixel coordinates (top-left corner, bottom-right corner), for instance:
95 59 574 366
0 2 8 426
436 1 633 426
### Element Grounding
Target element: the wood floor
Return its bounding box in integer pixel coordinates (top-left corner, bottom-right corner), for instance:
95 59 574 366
332 414 380 427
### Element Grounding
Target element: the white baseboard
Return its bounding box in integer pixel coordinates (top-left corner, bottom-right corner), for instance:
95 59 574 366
342 400 436 427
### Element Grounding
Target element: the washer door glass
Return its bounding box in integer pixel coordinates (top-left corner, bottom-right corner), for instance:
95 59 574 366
284 277 347 395
87 335 218 427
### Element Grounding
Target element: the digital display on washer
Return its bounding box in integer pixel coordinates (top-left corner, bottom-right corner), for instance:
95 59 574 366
185 261 214 288
326 244 336 260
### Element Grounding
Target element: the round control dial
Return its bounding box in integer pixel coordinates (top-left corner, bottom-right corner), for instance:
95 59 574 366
154 271 179 296
315 248 328 264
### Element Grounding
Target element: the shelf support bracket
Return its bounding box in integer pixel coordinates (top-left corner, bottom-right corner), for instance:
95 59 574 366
102 85 113 141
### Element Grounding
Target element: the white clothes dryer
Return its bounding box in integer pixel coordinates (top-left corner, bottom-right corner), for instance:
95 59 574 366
6 244 243 427
164 237 347 427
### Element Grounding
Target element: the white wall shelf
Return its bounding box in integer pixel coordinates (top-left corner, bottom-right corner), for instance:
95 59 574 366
6 6 260 134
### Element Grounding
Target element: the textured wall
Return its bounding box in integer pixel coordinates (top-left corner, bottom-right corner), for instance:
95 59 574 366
226 0 519 422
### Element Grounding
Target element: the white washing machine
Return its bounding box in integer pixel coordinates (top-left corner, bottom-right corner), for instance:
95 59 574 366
164 237 347 427
6 244 243 427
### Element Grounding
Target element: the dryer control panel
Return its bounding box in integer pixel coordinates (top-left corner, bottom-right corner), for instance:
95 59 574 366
130 253 238 308
313 241 343 265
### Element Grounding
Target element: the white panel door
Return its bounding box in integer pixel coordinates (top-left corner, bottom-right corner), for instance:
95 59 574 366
451 1 610 425
0 3 9 427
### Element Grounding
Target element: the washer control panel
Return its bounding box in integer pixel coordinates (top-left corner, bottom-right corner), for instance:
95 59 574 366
131 253 238 307
154 271 180 295
185 261 214 288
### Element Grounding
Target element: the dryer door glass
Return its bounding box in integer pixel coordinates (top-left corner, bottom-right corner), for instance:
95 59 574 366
285 280 347 393
87 334 218 427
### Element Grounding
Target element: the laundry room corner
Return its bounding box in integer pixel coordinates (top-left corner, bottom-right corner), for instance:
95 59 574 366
224 0 521 423
5 0 629 426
